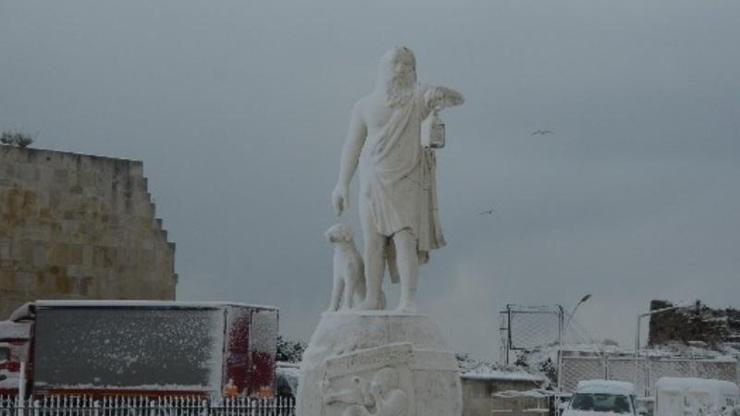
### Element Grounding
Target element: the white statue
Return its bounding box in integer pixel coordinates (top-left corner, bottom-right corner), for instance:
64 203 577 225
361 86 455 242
322 376 372 408
331 46 464 312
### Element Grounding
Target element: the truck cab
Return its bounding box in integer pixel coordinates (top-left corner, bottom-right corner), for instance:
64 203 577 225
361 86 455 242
0 319 32 396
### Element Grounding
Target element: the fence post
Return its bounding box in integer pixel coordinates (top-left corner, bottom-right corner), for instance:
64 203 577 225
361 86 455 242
14 394 21 416
645 356 652 398
200 400 208 416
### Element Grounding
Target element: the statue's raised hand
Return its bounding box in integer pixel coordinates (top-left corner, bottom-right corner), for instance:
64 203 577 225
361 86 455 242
332 184 349 216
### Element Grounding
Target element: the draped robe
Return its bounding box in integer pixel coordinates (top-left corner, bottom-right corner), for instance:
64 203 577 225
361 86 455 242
358 88 446 281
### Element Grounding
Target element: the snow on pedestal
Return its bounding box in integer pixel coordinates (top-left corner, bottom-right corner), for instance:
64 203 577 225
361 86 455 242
297 311 461 416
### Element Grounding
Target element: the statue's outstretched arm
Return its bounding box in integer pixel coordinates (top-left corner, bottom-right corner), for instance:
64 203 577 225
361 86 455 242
333 103 367 216
424 86 465 110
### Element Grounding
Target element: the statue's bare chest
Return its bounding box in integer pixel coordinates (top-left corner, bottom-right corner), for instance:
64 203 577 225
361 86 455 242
364 103 394 134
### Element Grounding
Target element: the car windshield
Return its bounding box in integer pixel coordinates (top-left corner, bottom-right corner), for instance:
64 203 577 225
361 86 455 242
571 393 632 414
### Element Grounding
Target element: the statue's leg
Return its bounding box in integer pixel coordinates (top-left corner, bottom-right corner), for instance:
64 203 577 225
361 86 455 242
358 196 386 310
358 231 386 310
329 269 344 311
343 269 355 309
393 229 418 313
354 258 367 306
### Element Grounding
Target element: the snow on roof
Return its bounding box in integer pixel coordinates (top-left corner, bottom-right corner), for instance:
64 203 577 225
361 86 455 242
462 370 547 383
457 354 548 385
721 343 740 358
576 380 636 395
656 377 740 395
0 320 31 339
34 300 278 311
561 343 626 355
492 389 553 399
8 302 34 321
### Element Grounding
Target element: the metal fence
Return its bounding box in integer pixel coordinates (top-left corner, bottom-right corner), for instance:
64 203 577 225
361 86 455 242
0 395 296 416
500 305 564 365
559 352 738 397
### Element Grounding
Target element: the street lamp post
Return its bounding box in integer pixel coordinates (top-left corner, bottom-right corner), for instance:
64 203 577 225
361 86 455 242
633 302 694 396
558 294 592 391
564 294 592 345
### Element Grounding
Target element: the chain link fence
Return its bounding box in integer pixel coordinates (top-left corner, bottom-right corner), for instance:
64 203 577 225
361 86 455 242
558 356 606 392
500 305 564 365
560 351 738 397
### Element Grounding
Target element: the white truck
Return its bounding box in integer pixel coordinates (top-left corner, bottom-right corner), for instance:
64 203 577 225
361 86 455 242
562 380 640 416
655 377 740 416
1 301 279 399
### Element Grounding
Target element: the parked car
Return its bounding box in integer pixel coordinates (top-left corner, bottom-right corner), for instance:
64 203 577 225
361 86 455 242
562 380 641 416
276 362 301 398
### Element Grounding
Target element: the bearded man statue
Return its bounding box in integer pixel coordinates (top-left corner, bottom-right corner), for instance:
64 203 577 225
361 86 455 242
331 47 464 312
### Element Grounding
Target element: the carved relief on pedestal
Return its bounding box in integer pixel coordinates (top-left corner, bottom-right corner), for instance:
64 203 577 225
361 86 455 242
321 343 415 416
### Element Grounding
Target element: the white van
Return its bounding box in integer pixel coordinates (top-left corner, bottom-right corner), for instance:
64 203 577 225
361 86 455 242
655 377 740 416
562 380 639 416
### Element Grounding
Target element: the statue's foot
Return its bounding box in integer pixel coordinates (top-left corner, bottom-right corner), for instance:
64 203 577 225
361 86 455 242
357 298 384 310
395 301 417 314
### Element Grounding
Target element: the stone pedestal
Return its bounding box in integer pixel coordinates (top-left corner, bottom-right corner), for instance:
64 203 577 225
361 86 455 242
297 311 461 416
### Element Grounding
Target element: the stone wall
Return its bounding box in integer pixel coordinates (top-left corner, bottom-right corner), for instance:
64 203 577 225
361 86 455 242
0 146 176 318
648 300 740 346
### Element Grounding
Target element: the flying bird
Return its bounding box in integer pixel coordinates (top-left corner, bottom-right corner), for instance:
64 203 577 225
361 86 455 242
479 209 495 215
531 129 553 136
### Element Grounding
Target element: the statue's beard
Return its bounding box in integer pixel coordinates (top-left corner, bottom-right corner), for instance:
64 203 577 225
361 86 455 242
383 71 416 107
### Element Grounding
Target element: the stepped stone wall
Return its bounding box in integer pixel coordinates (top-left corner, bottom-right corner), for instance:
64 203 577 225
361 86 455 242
0 146 176 319
648 299 740 346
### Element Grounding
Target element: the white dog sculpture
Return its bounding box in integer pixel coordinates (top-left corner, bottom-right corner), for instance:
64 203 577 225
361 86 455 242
325 223 366 311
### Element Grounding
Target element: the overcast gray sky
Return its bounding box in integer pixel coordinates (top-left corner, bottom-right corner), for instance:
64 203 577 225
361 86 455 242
2 0 739 360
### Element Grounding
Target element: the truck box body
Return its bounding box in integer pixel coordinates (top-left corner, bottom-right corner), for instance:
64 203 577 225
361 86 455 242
0 301 278 398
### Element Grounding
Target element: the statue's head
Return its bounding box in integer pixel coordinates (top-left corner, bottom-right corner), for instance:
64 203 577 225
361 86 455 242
376 46 417 107
370 367 399 396
324 223 353 243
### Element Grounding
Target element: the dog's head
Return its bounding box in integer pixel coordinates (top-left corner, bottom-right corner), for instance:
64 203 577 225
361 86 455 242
324 223 353 243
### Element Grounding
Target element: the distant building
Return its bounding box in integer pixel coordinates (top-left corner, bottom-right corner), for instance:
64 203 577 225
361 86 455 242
0 146 176 318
